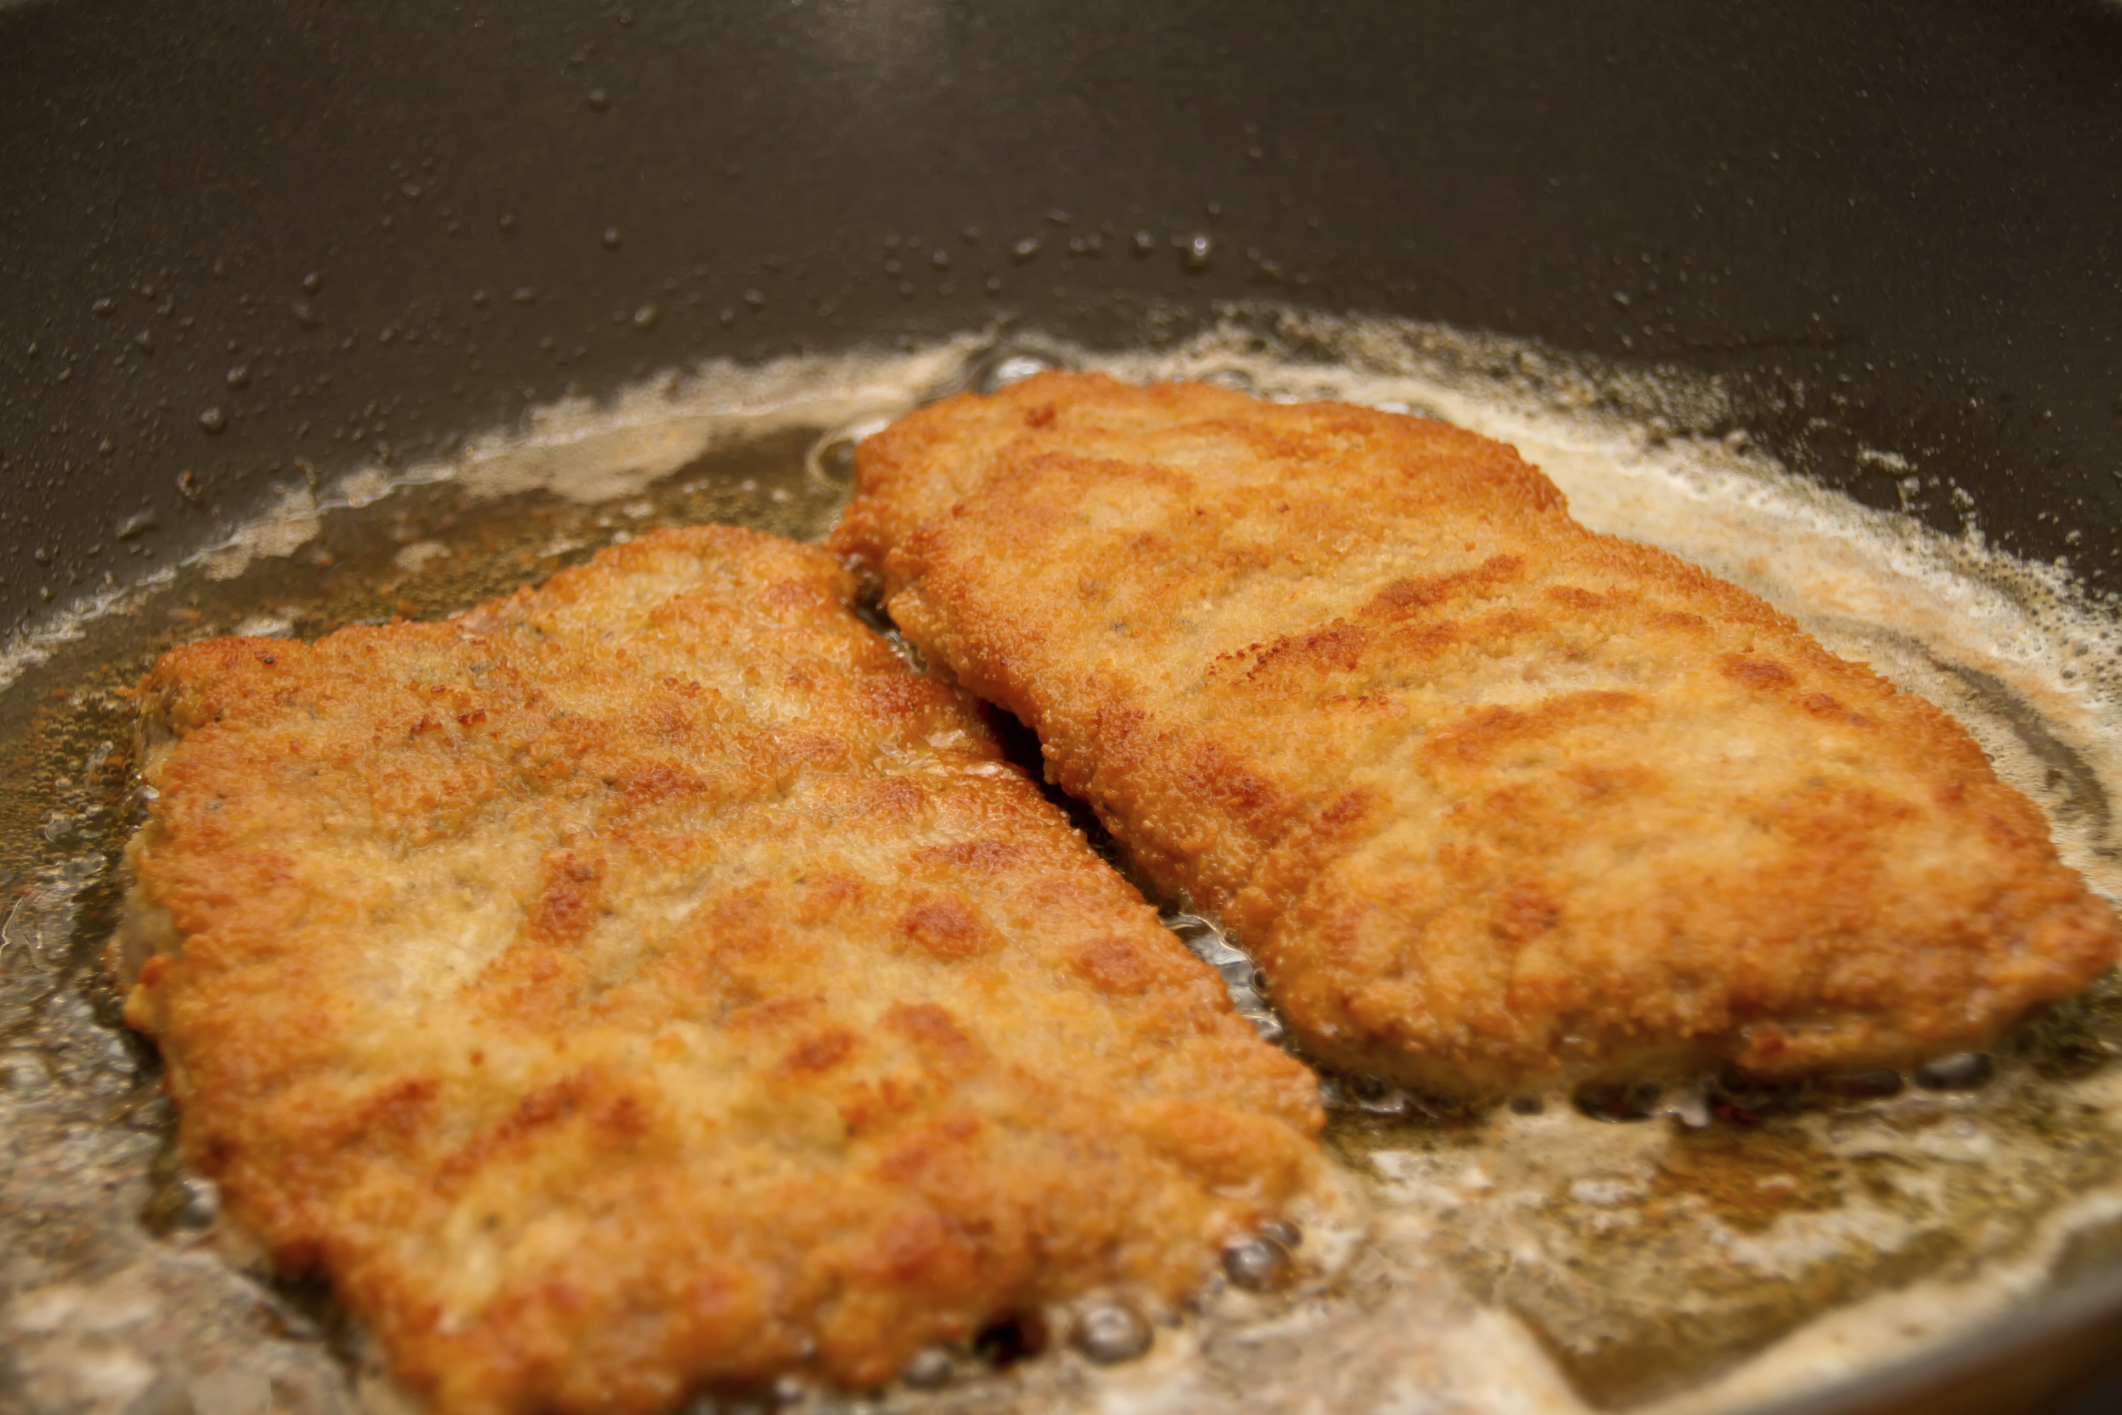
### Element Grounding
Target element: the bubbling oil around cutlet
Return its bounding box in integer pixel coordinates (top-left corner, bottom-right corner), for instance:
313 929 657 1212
1 310 2119 1415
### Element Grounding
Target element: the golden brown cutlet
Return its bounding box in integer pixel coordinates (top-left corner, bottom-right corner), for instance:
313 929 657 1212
829 372 2120 1096
120 525 1322 1415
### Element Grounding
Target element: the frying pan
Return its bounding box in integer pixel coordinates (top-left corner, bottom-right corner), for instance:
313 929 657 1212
4 2 2121 1412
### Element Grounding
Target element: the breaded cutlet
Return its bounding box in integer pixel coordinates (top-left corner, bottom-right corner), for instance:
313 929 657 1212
829 372 2119 1096
119 525 1322 1415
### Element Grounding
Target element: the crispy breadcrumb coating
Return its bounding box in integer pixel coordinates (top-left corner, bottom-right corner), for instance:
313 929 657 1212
122 525 1321 1415
830 372 2118 1095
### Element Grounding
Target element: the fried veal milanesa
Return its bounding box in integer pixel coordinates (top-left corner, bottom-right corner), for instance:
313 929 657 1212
118 526 1322 1415
829 372 2120 1096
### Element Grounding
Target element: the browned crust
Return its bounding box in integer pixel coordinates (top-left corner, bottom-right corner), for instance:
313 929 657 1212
125 524 1322 1415
829 372 2120 1095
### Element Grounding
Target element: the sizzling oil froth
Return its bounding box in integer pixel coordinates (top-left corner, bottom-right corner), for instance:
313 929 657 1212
4 308 2120 1415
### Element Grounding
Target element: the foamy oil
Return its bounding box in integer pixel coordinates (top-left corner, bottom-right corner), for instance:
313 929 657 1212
2 311 2118 1415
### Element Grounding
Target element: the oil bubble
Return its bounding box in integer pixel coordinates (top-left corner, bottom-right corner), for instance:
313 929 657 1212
805 417 890 490
1916 1053 1995 1091
172 1176 220 1229
1342 1072 1409 1116
1222 1235 1291 1291
901 1347 953 1389
1072 1303 1152 1364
